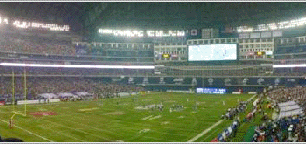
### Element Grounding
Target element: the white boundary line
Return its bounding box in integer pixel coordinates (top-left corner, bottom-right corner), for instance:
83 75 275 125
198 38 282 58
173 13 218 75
187 120 224 142
202 128 221 141
0 120 53 142
42 119 111 141
39 125 85 142
187 94 256 142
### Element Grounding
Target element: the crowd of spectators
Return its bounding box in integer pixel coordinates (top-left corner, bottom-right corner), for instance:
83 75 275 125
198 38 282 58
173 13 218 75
268 86 306 104
0 78 145 101
0 35 75 56
251 115 306 142
2 34 306 78
212 86 306 142
0 34 155 58
248 87 306 142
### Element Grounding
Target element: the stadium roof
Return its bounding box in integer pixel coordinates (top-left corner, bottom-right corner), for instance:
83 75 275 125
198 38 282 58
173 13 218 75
1 2 306 33
85 2 306 31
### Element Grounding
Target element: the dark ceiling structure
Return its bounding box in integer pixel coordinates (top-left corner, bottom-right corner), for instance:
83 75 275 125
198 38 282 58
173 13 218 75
0 2 306 34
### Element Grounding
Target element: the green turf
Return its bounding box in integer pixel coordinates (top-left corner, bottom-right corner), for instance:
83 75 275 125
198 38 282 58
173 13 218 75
0 92 253 142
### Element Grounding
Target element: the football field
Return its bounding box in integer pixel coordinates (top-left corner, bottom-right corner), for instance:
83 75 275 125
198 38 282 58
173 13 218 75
0 92 254 142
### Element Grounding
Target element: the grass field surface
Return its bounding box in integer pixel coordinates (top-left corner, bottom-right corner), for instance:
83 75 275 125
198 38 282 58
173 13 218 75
0 92 253 142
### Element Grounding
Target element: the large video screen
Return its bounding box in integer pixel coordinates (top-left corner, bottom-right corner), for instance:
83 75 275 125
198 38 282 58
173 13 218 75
188 44 237 61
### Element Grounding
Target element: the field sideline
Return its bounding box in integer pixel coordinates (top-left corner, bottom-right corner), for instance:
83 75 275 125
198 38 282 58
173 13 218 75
0 92 253 142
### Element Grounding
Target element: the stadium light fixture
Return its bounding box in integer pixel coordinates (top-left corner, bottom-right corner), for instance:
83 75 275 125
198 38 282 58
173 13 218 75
0 63 155 69
273 64 306 68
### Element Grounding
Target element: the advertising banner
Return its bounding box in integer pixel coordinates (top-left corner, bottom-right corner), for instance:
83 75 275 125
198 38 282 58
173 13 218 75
285 78 298 87
224 78 238 86
101 77 300 87
197 88 227 94
248 78 266 86
148 77 160 85
203 78 224 87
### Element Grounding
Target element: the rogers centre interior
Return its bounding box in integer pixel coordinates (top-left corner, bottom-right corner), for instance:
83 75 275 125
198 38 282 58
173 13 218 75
0 2 305 142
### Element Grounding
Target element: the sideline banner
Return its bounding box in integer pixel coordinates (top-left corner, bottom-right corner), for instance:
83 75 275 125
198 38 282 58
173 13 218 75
17 100 39 105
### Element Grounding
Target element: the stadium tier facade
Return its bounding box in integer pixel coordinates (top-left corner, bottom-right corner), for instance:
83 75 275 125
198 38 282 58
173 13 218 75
2 16 306 93
154 43 188 62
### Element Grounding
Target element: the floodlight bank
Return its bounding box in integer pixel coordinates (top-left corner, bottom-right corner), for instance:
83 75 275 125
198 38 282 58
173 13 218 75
0 63 155 69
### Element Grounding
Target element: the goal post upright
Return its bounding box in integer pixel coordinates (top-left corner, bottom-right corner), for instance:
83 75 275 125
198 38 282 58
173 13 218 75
10 70 15 128
10 67 27 127
12 70 15 113
23 67 27 116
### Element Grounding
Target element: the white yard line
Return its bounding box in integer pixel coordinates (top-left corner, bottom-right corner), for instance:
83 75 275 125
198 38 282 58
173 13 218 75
148 115 161 120
187 120 224 142
42 106 138 137
162 126 197 132
43 119 111 141
61 112 141 133
40 125 85 142
248 95 257 101
202 129 219 141
141 115 153 120
0 120 53 142
32 104 123 139
58 116 122 136
150 129 186 137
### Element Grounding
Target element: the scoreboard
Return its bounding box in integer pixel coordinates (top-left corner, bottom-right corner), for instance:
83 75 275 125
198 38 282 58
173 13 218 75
162 54 171 59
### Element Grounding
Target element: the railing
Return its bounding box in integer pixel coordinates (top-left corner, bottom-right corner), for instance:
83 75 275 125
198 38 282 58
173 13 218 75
274 59 306 65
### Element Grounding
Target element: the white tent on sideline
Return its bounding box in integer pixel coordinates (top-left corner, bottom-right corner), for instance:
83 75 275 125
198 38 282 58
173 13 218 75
278 101 297 107
57 92 78 98
278 108 303 119
279 105 301 112
37 93 58 99
75 92 93 96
